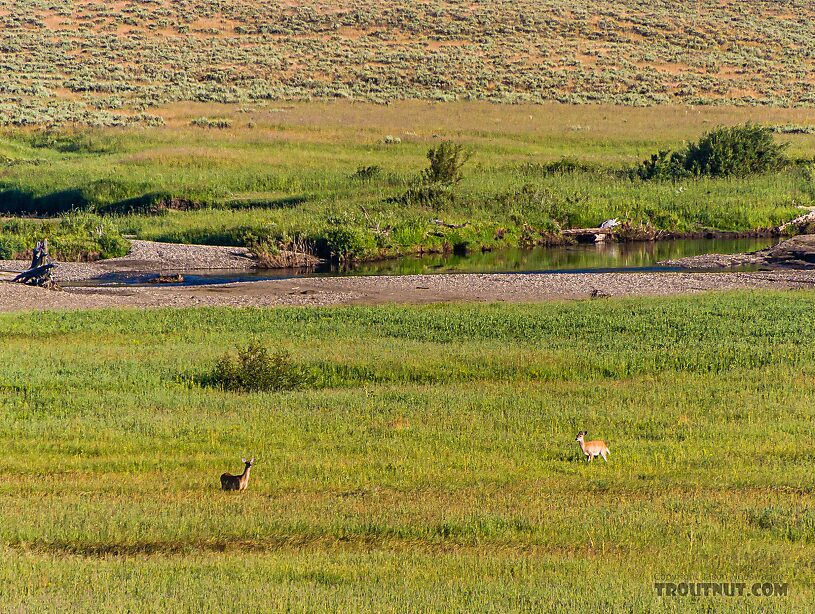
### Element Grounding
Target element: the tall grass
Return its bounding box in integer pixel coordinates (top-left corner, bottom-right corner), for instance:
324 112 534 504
0 293 814 609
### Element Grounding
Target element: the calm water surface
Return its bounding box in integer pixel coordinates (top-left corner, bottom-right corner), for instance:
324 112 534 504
70 237 777 287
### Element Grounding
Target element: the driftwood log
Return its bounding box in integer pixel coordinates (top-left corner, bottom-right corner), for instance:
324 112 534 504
12 240 59 289
562 227 615 243
777 210 815 233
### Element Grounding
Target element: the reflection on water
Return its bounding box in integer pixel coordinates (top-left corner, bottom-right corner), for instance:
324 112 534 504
68 237 778 287
345 237 777 276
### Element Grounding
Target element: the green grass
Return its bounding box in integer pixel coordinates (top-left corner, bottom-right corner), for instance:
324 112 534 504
1 103 814 260
0 213 128 260
1 292 815 610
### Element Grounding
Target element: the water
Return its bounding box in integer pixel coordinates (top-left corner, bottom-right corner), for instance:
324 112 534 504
67 237 777 287
344 237 776 276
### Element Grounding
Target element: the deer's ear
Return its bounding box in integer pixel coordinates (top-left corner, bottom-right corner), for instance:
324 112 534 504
241 458 246 463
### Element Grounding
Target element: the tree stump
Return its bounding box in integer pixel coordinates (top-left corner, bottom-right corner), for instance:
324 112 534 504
12 240 60 290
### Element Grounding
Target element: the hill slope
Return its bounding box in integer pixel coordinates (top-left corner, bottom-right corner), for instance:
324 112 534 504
2 0 815 125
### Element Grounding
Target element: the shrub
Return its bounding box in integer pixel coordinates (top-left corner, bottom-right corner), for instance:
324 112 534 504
637 149 690 180
496 184 577 231
321 226 371 261
684 123 788 177
190 117 232 129
0 213 128 261
208 342 306 392
422 141 471 185
519 158 600 176
351 165 382 181
638 123 789 180
54 212 129 259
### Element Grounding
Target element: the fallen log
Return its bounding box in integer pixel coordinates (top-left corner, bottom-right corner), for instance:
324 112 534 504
12 262 56 283
562 227 616 236
147 273 184 284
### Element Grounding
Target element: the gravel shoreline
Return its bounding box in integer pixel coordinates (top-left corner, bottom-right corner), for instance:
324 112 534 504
3 238 815 312
2 269 815 312
0 240 318 282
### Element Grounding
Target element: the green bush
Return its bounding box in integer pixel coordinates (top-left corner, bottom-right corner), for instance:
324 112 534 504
637 149 690 180
639 123 789 180
208 342 306 392
54 213 129 260
685 123 789 177
496 184 577 231
321 226 371 261
422 141 471 185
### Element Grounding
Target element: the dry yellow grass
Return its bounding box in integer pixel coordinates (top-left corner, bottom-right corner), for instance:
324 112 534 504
153 100 815 158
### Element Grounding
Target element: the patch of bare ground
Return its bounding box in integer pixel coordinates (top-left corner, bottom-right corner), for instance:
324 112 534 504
4 270 815 313
0 240 320 283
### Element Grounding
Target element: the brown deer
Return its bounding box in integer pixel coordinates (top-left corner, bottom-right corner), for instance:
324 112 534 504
220 457 255 491
576 432 610 462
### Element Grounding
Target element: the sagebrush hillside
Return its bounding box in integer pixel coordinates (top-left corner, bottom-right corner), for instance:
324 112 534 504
3 0 815 126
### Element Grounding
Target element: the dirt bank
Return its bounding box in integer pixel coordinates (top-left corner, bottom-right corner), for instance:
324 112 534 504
2 269 815 312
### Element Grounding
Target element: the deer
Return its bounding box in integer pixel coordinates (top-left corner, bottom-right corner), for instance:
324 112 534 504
220 457 255 491
576 431 609 462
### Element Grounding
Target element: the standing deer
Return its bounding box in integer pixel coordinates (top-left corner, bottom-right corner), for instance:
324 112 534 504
576 431 610 462
220 457 255 491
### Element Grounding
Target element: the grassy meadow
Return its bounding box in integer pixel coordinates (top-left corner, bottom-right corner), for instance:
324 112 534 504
5 4 815 614
0 292 814 610
2 102 815 261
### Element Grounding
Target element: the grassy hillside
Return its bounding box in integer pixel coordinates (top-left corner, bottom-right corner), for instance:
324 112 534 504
3 1 815 126
0 293 813 610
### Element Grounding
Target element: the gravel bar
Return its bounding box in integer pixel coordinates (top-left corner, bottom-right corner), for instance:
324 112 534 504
0 240 317 282
2 269 815 312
